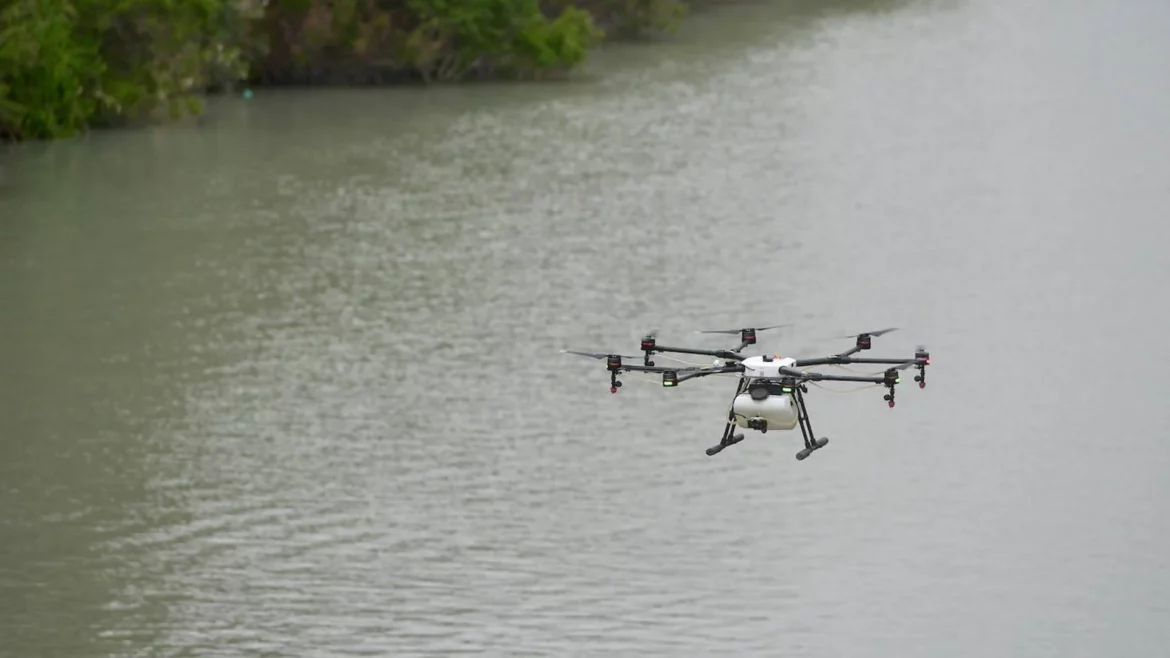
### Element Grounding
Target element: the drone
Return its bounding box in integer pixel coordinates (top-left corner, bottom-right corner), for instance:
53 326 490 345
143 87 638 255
562 325 931 461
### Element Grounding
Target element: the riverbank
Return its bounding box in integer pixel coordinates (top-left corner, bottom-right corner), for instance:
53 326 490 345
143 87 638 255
0 0 702 144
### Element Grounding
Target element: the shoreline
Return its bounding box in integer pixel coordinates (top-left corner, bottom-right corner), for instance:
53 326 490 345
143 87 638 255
1 0 895 145
0 0 708 145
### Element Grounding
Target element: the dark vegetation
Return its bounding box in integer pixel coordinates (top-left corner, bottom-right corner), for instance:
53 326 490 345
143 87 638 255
0 0 697 142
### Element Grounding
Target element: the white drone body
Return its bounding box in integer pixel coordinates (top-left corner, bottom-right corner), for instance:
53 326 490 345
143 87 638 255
730 355 801 431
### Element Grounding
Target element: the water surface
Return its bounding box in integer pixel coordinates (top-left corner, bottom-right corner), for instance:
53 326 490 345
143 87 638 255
3 0 1170 656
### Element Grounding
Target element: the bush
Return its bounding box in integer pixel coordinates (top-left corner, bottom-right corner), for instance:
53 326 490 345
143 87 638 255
250 0 602 85
0 0 685 142
0 0 251 141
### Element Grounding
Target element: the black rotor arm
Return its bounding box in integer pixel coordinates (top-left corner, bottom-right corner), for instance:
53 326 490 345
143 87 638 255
561 349 743 392
648 344 748 362
638 326 788 366
777 363 913 408
776 366 885 384
792 355 927 368
793 343 931 391
669 363 745 385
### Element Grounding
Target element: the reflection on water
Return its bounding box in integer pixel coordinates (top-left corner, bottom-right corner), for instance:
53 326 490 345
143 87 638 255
3 0 1170 655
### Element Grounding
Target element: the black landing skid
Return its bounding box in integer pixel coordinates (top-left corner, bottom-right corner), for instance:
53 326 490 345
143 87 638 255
705 379 829 461
705 379 748 457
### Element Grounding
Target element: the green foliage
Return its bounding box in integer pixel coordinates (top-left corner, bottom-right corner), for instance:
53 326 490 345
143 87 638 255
0 0 251 141
0 0 687 142
251 0 603 84
401 0 602 81
577 0 687 38
0 0 97 140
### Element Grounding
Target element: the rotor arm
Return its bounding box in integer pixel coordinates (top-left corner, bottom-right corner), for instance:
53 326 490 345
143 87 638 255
671 363 745 385
637 326 790 366
791 327 906 363
792 355 927 368
776 366 885 384
778 360 917 408
617 363 698 374
790 355 848 367
646 344 747 362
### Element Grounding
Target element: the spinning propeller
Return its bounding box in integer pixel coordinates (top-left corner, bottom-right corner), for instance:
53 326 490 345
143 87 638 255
560 349 642 392
837 327 898 338
561 350 641 361
698 324 790 334
833 327 898 352
696 323 790 350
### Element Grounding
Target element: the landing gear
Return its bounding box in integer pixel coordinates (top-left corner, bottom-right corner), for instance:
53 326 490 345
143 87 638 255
705 432 744 456
706 379 747 456
706 377 753 454
792 383 829 461
704 379 830 461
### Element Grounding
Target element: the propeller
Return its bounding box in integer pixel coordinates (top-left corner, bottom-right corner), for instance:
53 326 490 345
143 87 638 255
830 327 898 352
836 327 898 339
696 323 791 335
561 349 640 360
695 323 791 349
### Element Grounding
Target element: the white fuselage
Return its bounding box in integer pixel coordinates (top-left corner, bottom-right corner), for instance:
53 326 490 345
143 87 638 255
739 354 797 379
731 355 801 431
